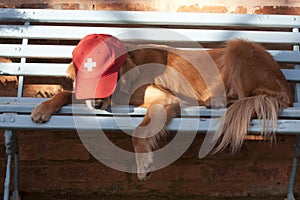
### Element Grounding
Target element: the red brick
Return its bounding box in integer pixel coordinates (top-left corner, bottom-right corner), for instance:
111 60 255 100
178 163 210 182
153 165 182 180
95 3 156 11
19 163 129 193
20 180 88 193
201 6 228 13
233 6 248 14
0 76 18 96
19 143 90 161
18 130 58 144
20 164 88 182
0 3 12 8
18 130 82 144
86 163 128 183
177 5 228 13
255 6 300 15
0 144 5 160
177 4 202 12
17 3 51 9
23 84 62 98
61 3 79 10
246 136 294 163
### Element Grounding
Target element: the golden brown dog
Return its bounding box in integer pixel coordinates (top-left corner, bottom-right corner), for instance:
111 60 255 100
31 39 292 180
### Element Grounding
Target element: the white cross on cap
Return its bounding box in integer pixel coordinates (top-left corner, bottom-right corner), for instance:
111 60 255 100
84 58 96 72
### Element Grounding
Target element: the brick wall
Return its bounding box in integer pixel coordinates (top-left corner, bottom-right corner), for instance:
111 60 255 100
0 0 300 198
1 0 300 14
0 132 297 197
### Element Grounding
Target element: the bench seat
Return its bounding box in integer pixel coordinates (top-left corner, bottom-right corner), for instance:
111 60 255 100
0 8 300 200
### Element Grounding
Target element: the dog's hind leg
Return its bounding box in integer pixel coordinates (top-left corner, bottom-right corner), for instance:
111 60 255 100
132 97 180 180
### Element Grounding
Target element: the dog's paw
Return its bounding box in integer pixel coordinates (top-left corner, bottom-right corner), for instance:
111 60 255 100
136 152 153 180
31 101 56 123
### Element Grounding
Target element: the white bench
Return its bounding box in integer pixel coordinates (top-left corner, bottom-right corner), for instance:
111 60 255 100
0 8 300 200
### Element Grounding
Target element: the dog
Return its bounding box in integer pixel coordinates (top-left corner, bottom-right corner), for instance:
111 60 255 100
31 38 292 180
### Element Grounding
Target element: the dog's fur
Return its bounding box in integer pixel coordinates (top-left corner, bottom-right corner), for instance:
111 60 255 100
31 39 292 180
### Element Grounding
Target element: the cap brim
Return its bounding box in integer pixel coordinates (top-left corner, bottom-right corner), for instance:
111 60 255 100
75 72 118 99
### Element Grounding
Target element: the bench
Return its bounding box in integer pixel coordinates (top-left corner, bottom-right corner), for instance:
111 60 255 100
0 8 300 200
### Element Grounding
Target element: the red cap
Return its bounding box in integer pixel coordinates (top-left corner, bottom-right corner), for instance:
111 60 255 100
72 34 127 99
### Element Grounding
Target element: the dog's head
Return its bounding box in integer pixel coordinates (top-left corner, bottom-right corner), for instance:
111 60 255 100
69 34 128 110
67 62 113 110
85 97 112 110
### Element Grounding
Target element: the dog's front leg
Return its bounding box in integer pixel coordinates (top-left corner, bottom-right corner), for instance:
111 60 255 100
132 98 180 180
31 90 73 123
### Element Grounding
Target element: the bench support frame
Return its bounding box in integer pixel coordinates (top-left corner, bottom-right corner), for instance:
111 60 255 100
3 130 20 200
287 136 300 200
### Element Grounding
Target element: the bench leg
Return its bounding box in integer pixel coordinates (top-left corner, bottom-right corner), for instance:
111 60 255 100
3 130 20 200
287 135 300 200
3 154 11 200
11 154 20 200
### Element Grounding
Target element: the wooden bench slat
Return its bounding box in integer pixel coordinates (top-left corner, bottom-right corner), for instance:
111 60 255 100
1 63 300 81
271 51 300 63
282 69 300 82
0 63 68 76
0 113 300 134
1 9 300 28
1 44 300 64
0 98 299 118
0 25 299 44
0 44 73 59
0 113 219 132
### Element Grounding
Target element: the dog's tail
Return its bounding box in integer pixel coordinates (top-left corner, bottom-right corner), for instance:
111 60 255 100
213 94 289 154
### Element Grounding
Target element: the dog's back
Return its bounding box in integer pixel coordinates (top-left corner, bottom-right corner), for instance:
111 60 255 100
224 39 290 101
211 40 292 153
126 40 292 155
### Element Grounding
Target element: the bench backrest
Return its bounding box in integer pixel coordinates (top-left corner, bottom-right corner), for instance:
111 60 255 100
0 8 300 106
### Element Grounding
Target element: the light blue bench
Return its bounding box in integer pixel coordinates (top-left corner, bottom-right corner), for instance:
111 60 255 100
0 8 300 200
